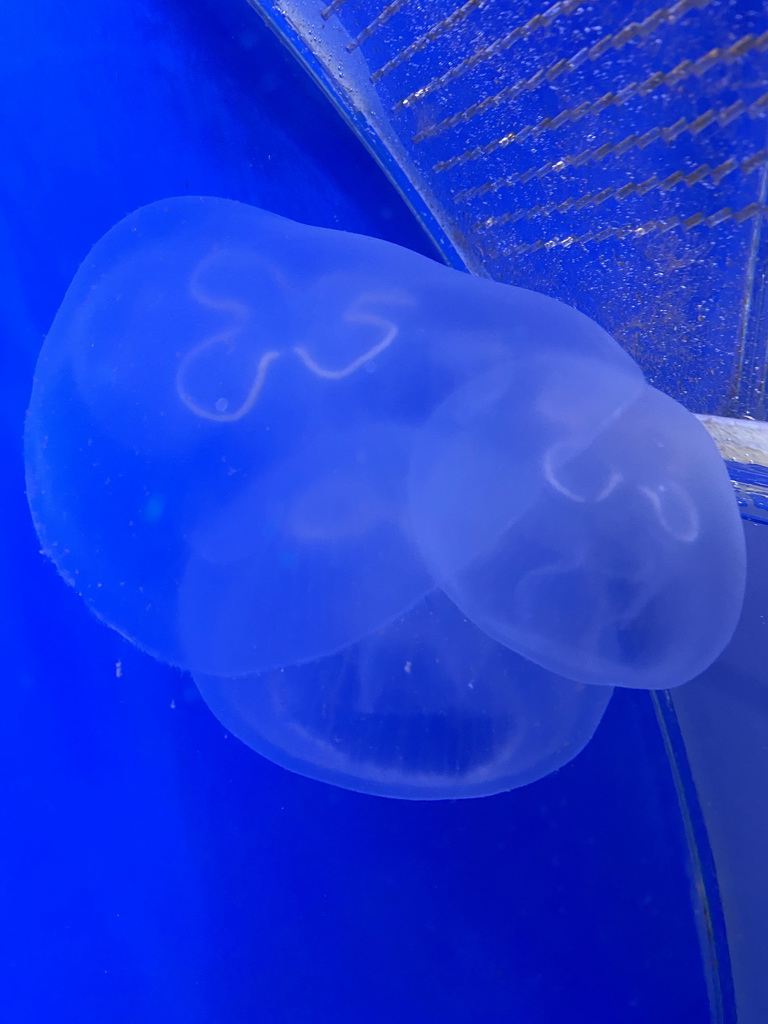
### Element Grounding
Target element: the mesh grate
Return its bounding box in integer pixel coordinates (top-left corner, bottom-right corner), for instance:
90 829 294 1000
248 0 768 421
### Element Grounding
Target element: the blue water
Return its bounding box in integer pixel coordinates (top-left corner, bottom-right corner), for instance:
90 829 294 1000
0 0 730 1020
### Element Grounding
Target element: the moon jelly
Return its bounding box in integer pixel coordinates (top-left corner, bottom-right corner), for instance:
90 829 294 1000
24 196 746 798
193 591 611 800
409 356 747 690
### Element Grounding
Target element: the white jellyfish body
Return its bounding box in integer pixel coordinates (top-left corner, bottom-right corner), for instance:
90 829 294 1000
408 359 745 690
24 196 746 799
194 591 613 800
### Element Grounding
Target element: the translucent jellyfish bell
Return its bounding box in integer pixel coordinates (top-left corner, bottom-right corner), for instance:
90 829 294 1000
24 197 443 675
24 195 745 798
409 362 747 690
193 591 612 800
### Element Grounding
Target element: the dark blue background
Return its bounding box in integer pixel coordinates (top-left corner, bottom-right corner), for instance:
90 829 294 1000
0 1 727 1021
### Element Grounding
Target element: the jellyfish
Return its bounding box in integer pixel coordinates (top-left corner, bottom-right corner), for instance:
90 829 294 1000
193 590 612 800
408 354 747 690
24 195 746 799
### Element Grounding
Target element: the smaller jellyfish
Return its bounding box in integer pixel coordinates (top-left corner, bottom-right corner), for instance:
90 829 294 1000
409 370 746 690
193 590 613 800
177 420 430 676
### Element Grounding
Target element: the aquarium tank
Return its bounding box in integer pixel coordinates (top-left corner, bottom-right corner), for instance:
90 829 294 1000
2 1 767 1022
